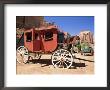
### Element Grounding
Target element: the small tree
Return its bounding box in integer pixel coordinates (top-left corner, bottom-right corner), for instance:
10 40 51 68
75 40 81 52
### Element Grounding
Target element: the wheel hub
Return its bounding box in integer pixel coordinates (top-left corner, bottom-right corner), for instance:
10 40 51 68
61 58 64 62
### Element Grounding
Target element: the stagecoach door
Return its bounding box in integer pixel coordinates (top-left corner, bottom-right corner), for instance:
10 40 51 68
34 32 41 51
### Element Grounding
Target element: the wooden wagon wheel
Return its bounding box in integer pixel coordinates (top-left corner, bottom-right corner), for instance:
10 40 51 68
52 49 74 69
16 46 28 64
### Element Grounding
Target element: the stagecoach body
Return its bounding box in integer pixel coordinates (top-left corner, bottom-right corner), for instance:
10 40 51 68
17 25 74 68
24 25 58 53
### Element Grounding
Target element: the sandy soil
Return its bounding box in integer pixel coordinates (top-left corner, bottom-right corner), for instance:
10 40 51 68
16 53 94 74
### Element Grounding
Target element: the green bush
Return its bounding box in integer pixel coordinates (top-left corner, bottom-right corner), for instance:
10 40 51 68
76 44 81 51
81 42 89 49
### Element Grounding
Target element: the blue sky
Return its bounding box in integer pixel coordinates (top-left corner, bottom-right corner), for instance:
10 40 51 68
44 16 94 36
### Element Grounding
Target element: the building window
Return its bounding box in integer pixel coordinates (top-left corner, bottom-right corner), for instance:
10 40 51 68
26 32 32 42
45 31 53 41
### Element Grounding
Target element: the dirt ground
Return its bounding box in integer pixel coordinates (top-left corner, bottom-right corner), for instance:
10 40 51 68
16 53 94 74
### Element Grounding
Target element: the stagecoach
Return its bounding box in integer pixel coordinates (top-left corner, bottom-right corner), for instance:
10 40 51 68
16 24 75 68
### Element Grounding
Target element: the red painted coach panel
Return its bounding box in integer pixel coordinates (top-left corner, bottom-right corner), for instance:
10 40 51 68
24 29 34 52
42 30 58 52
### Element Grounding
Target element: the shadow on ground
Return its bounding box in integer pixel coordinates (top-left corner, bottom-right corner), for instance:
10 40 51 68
75 57 94 62
26 58 91 69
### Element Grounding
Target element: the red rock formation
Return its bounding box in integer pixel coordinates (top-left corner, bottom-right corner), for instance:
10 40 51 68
16 16 44 28
79 31 94 44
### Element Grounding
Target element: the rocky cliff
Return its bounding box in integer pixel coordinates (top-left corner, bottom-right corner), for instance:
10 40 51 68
79 30 94 44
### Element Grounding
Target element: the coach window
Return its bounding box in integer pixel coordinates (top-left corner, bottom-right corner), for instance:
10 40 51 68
45 31 53 41
26 32 32 42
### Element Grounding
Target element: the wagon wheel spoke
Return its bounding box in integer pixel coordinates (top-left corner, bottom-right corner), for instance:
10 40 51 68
65 56 72 59
63 61 68 68
52 52 61 61
54 60 61 67
65 59 72 63
58 61 64 68
59 62 61 67
52 57 60 61
55 60 60 65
